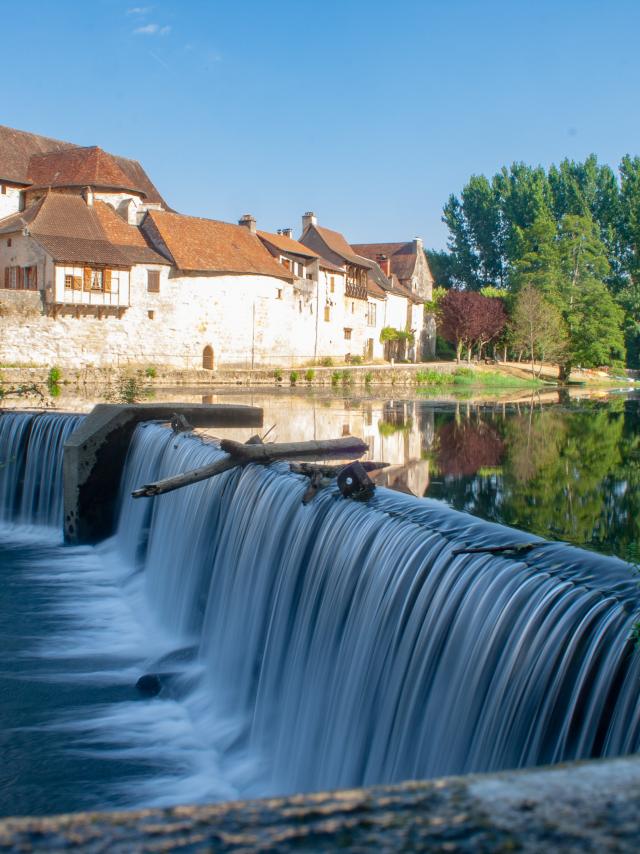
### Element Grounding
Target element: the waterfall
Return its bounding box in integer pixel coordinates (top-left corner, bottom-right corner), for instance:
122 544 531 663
0 412 84 527
115 422 640 794
1 411 639 806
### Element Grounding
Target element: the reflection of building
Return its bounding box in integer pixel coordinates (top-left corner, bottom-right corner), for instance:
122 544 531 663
202 393 435 498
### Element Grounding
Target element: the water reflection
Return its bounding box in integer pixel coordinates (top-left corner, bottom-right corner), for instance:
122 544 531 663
4 385 638 560
426 397 640 560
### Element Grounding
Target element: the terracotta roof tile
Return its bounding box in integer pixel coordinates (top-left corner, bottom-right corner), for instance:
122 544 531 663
367 273 386 298
312 225 370 267
147 211 294 279
1 194 130 265
0 125 166 205
352 241 418 282
94 202 171 265
27 147 145 196
257 230 320 258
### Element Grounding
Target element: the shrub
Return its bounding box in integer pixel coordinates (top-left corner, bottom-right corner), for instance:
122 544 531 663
320 356 334 367
47 366 61 384
274 368 283 382
144 365 157 379
350 354 363 365
341 370 353 385
289 370 299 384
305 368 315 382
331 370 341 386
364 371 373 384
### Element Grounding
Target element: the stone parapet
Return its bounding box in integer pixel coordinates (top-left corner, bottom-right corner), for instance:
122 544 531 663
0 756 639 851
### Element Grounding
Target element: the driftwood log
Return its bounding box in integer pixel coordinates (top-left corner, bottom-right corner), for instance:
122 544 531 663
132 436 369 499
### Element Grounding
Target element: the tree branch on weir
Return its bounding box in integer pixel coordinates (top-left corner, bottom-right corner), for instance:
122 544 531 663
132 436 370 499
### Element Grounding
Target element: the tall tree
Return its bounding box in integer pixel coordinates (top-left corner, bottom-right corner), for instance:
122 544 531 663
510 285 567 376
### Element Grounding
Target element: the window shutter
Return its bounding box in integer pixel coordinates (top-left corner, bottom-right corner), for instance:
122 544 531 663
73 276 82 291
83 267 92 291
17 267 23 290
147 270 160 293
4 268 8 288
104 269 112 292
31 266 38 289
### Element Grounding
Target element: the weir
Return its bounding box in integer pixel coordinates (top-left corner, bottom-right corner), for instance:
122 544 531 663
61 402 263 544
1 410 639 844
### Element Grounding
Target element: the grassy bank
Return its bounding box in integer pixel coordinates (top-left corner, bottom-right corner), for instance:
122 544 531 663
415 367 543 391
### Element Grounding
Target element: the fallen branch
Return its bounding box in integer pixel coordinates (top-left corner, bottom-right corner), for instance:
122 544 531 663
132 436 368 498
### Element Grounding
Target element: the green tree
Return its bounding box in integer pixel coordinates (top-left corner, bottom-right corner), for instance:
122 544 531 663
510 284 567 376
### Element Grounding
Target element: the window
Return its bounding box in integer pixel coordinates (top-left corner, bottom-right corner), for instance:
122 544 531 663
148 310 155 320
344 328 352 340
298 299 302 313
324 305 331 322
1 186 5 195
277 288 283 299
351 301 355 314
90 269 104 290
367 302 377 327
7 238 11 247
24 265 37 290
330 276 335 293
65 273 82 291
281 257 291 271
147 270 160 293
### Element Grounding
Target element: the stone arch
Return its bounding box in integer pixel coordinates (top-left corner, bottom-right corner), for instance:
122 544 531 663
202 345 214 370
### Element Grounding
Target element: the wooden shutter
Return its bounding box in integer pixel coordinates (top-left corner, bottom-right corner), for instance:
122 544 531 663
3 267 8 288
16 267 22 290
31 266 38 290
104 269 112 292
83 267 92 291
147 270 160 293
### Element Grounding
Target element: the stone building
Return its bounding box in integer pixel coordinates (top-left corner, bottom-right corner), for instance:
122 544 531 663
0 125 435 369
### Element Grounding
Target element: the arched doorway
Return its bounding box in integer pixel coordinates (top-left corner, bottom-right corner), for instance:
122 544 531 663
202 345 214 370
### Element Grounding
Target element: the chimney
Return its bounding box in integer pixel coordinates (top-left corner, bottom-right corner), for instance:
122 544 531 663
83 186 94 207
302 211 317 233
376 254 391 277
413 236 423 252
238 214 257 234
279 227 294 239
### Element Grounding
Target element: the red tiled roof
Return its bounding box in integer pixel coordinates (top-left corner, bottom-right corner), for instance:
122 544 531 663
352 241 419 282
312 225 370 267
0 125 166 205
367 273 386 298
27 147 145 196
93 202 171 265
257 230 320 259
0 194 131 266
146 211 294 279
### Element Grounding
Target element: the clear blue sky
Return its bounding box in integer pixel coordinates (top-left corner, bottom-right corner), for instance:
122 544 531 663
3 0 639 248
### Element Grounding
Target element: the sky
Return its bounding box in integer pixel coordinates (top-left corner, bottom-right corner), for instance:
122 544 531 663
3 0 639 249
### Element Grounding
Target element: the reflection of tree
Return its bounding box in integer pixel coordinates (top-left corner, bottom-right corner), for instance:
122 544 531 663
428 401 640 558
434 418 505 477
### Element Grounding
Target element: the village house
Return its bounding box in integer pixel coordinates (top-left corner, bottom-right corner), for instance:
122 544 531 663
0 124 435 370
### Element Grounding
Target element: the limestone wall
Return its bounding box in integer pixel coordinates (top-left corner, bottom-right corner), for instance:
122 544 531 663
0 184 21 219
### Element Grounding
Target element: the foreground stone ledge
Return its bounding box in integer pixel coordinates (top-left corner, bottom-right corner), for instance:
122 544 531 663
1 756 639 852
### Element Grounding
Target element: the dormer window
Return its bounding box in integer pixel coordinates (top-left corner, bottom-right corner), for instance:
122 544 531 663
280 257 291 271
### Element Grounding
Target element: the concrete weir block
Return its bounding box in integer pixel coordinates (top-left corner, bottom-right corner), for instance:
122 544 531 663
0 756 639 851
63 403 263 544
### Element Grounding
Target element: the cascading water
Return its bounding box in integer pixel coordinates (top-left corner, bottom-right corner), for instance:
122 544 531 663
0 412 84 527
1 410 639 815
